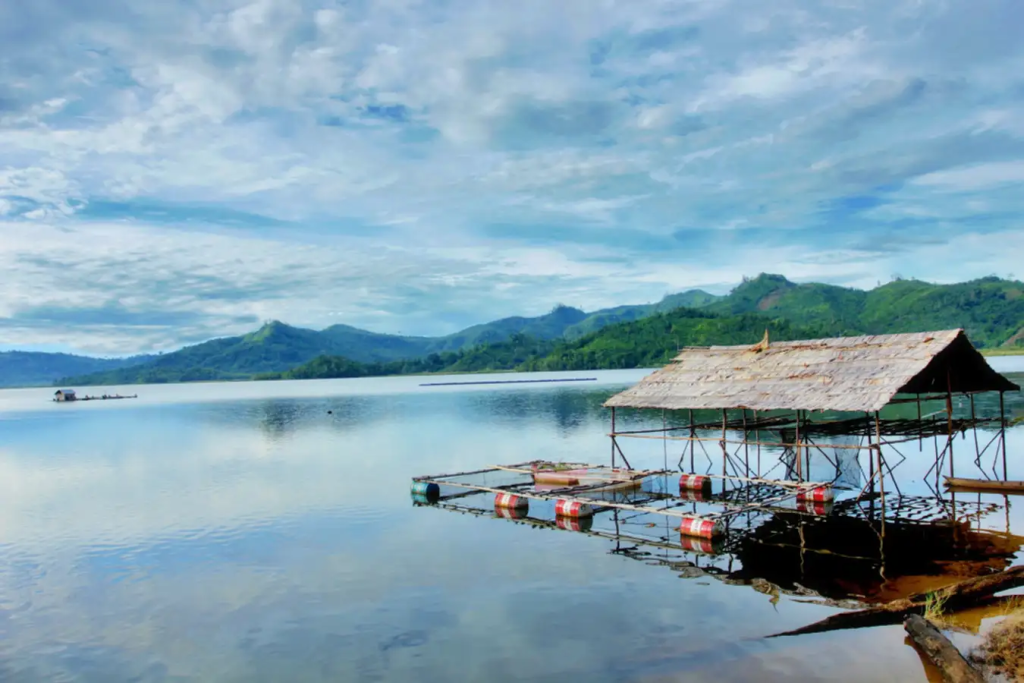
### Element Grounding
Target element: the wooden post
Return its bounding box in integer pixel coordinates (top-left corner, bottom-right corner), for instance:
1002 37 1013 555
795 410 803 482
611 407 617 468
742 409 750 478
1000 392 1007 481
875 411 886 525
946 371 955 481
721 409 728 477
688 409 695 472
753 409 761 478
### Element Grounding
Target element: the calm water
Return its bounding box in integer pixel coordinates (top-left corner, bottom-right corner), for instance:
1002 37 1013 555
2 363 1024 683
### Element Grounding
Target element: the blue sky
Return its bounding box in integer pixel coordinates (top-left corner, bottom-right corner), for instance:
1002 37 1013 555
2 0 1024 355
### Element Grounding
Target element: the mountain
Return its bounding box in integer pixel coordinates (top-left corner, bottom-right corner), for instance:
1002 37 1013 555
268 309 818 380
704 273 1024 348
54 300 709 386
0 351 154 388
43 273 1024 387
564 290 720 339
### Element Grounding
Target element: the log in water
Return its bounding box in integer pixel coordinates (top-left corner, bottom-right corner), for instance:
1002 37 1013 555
419 378 597 387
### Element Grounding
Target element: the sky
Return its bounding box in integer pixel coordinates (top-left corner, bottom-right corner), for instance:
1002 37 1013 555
2 0 1024 356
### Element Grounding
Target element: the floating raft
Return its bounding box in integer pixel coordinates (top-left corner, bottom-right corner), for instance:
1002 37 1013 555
411 460 834 538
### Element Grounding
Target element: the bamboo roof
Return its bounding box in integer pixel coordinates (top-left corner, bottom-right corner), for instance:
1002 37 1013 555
604 329 1020 413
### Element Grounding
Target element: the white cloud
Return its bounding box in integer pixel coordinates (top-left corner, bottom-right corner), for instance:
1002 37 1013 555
0 0 1023 353
913 161 1024 191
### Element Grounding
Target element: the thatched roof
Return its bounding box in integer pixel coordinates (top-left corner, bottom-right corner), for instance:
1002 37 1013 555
604 329 1020 413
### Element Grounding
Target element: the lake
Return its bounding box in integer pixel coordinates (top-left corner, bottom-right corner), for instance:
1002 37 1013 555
2 361 1024 682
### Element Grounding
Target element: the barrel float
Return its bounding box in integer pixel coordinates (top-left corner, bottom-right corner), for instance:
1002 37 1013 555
555 499 595 518
410 481 440 501
796 486 833 503
494 492 529 510
556 515 594 532
679 474 712 492
533 469 588 486
679 515 724 539
680 534 722 555
797 499 833 516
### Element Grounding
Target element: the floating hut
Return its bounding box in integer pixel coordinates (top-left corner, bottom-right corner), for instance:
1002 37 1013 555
410 329 1022 606
54 389 77 402
604 329 1019 489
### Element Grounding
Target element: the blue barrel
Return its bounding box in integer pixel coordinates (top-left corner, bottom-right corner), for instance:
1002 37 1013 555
410 481 440 501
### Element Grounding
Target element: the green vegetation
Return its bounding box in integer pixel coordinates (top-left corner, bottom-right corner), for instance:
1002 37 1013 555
51 272 1024 387
708 274 1024 348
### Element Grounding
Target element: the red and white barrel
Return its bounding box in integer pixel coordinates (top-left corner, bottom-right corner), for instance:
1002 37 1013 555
494 492 529 510
556 515 593 532
679 515 724 539
796 486 833 503
680 534 719 555
679 474 712 492
555 499 595 518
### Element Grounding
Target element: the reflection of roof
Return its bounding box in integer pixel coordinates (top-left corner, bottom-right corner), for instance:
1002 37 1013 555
604 329 1019 413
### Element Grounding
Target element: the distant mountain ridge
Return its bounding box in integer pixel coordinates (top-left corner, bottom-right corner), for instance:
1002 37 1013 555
45 294 722 386
0 351 156 389
8 273 1023 387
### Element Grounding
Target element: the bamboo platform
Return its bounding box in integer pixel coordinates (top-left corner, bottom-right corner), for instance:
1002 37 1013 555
411 460 836 537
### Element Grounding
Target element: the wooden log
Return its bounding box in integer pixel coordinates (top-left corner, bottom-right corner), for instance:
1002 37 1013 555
944 476 1024 494
903 615 983 683
768 566 1024 638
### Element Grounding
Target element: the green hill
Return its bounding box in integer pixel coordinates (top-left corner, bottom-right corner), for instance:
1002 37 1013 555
706 274 1024 348
0 351 154 388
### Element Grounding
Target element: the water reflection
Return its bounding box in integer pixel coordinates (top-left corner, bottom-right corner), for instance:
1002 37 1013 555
0 370 1020 683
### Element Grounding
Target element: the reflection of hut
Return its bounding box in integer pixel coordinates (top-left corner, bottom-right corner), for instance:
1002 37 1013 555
727 509 1024 603
54 389 77 402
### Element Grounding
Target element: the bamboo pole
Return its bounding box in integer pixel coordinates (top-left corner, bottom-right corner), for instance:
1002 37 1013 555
412 460 540 481
613 434 878 450
875 411 886 533
1000 392 1008 481
611 407 617 468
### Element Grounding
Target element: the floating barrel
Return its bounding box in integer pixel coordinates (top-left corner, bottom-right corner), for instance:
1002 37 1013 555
679 515 724 539
797 499 833 516
410 481 440 501
679 474 712 492
533 469 587 486
796 486 833 503
494 492 529 510
680 534 722 555
556 515 594 532
555 499 595 518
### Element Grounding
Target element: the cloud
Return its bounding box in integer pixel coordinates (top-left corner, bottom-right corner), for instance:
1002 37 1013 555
1 0 1024 354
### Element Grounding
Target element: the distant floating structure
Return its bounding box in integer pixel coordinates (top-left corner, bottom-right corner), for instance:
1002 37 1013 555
53 389 137 403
